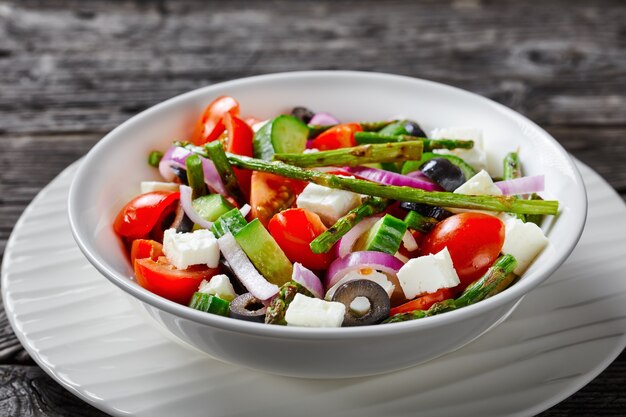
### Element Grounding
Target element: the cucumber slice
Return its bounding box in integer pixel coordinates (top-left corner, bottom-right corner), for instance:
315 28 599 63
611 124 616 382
378 121 410 136
189 292 230 316
401 152 477 180
233 219 293 286
192 194 234 223
359 214 407 255
211 208 247 238
253 115 309 160
404 210 439 233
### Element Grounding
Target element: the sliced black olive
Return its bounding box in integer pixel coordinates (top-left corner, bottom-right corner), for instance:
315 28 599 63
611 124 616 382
399 202 453 221
291 106 315 124
229 293 266 323
331 280 390 326
421 158 466 192
403 120 427 138
170 165 188 185
169 203 194 233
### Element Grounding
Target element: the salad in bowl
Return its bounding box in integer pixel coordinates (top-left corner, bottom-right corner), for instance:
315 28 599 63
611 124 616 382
113 95 558 328
69 71 584 377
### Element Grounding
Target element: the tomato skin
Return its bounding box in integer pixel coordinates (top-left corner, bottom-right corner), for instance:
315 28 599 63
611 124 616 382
389 288 455 316
309 123 362 150
224 113 253 198
268 208 334 270
114 191 180 239
190 96 240 145
130 239 163 265
420 213 505 286
134 257 219 304
249 172 307 227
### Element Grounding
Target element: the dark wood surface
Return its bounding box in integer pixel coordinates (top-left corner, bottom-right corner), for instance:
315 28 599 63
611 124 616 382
1 0 625 415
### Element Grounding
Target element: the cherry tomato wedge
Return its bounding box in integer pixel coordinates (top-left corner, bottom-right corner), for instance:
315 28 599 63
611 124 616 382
224 113 254 198
113 191 180 239
389 288 455 316
250 171 307 227
130 239 163 265
420 212 505 286
268 208 334 270
134 256 219 304
190 96 240 145
309 123 362 150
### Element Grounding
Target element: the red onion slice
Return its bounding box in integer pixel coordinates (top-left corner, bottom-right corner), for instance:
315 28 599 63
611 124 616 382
345 166 444 192
179 185 214 230
309 112 340 125
336 216 381 258
217 233 279 301
402 230 418 252
239 204 251 218
159 146 227 196
495 175 545 195
292 263 324 299
325 251 405 289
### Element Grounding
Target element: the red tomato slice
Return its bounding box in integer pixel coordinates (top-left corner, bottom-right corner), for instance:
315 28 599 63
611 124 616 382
389 288 455 316
113 191 180 239
224 113 253 198
420 212 505 287
130 239 163 265
309 123 362 150
190 96 240 145
249 172 307 227
268 208 334 270
134 256 219 304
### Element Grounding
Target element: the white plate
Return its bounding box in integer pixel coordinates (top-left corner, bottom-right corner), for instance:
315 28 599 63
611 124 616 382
2 160 625 417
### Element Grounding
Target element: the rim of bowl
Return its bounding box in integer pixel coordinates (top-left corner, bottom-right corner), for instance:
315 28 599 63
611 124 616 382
68 70 587 340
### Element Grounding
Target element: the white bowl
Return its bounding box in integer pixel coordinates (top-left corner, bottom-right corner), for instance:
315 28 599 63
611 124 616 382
68 71 586 378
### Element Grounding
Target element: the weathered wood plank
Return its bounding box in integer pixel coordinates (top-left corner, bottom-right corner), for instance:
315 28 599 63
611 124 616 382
0 0 625 135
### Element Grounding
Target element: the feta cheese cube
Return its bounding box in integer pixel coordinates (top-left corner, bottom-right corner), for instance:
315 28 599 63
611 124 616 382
325 270 395 300
285 293 346 327
431 127 487 171
198 275 237 301
140 181 180 194
501 217 548 275
454 170 502 196
296 183 361 225
397 247 460 299
163 228 220 270
349 296 371 316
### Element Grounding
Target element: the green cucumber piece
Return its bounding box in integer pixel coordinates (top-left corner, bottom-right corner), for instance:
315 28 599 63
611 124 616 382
378 121 410 136
359 214 407 255
233 219 293 286
403 210 439 233
192 194 234 223
253 115 309 160
211 208 247 238
189 292 230 316
401 152 477 180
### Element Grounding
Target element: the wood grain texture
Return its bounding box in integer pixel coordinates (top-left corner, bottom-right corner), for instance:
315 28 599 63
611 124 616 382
0 0 625 415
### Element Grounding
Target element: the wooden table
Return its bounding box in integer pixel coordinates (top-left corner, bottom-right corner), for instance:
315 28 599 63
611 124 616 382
1 1 625 415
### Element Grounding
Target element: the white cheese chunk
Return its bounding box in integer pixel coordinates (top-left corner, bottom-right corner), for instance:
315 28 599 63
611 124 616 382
454 170 502 196
397 247 460 299
285 293 345 327
163 228 220 270
349 296 371 316
198 275 237 301
296 183 361 225
325 270 395 300
431 127 487 171
140 181 180 194
501 217 549 275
